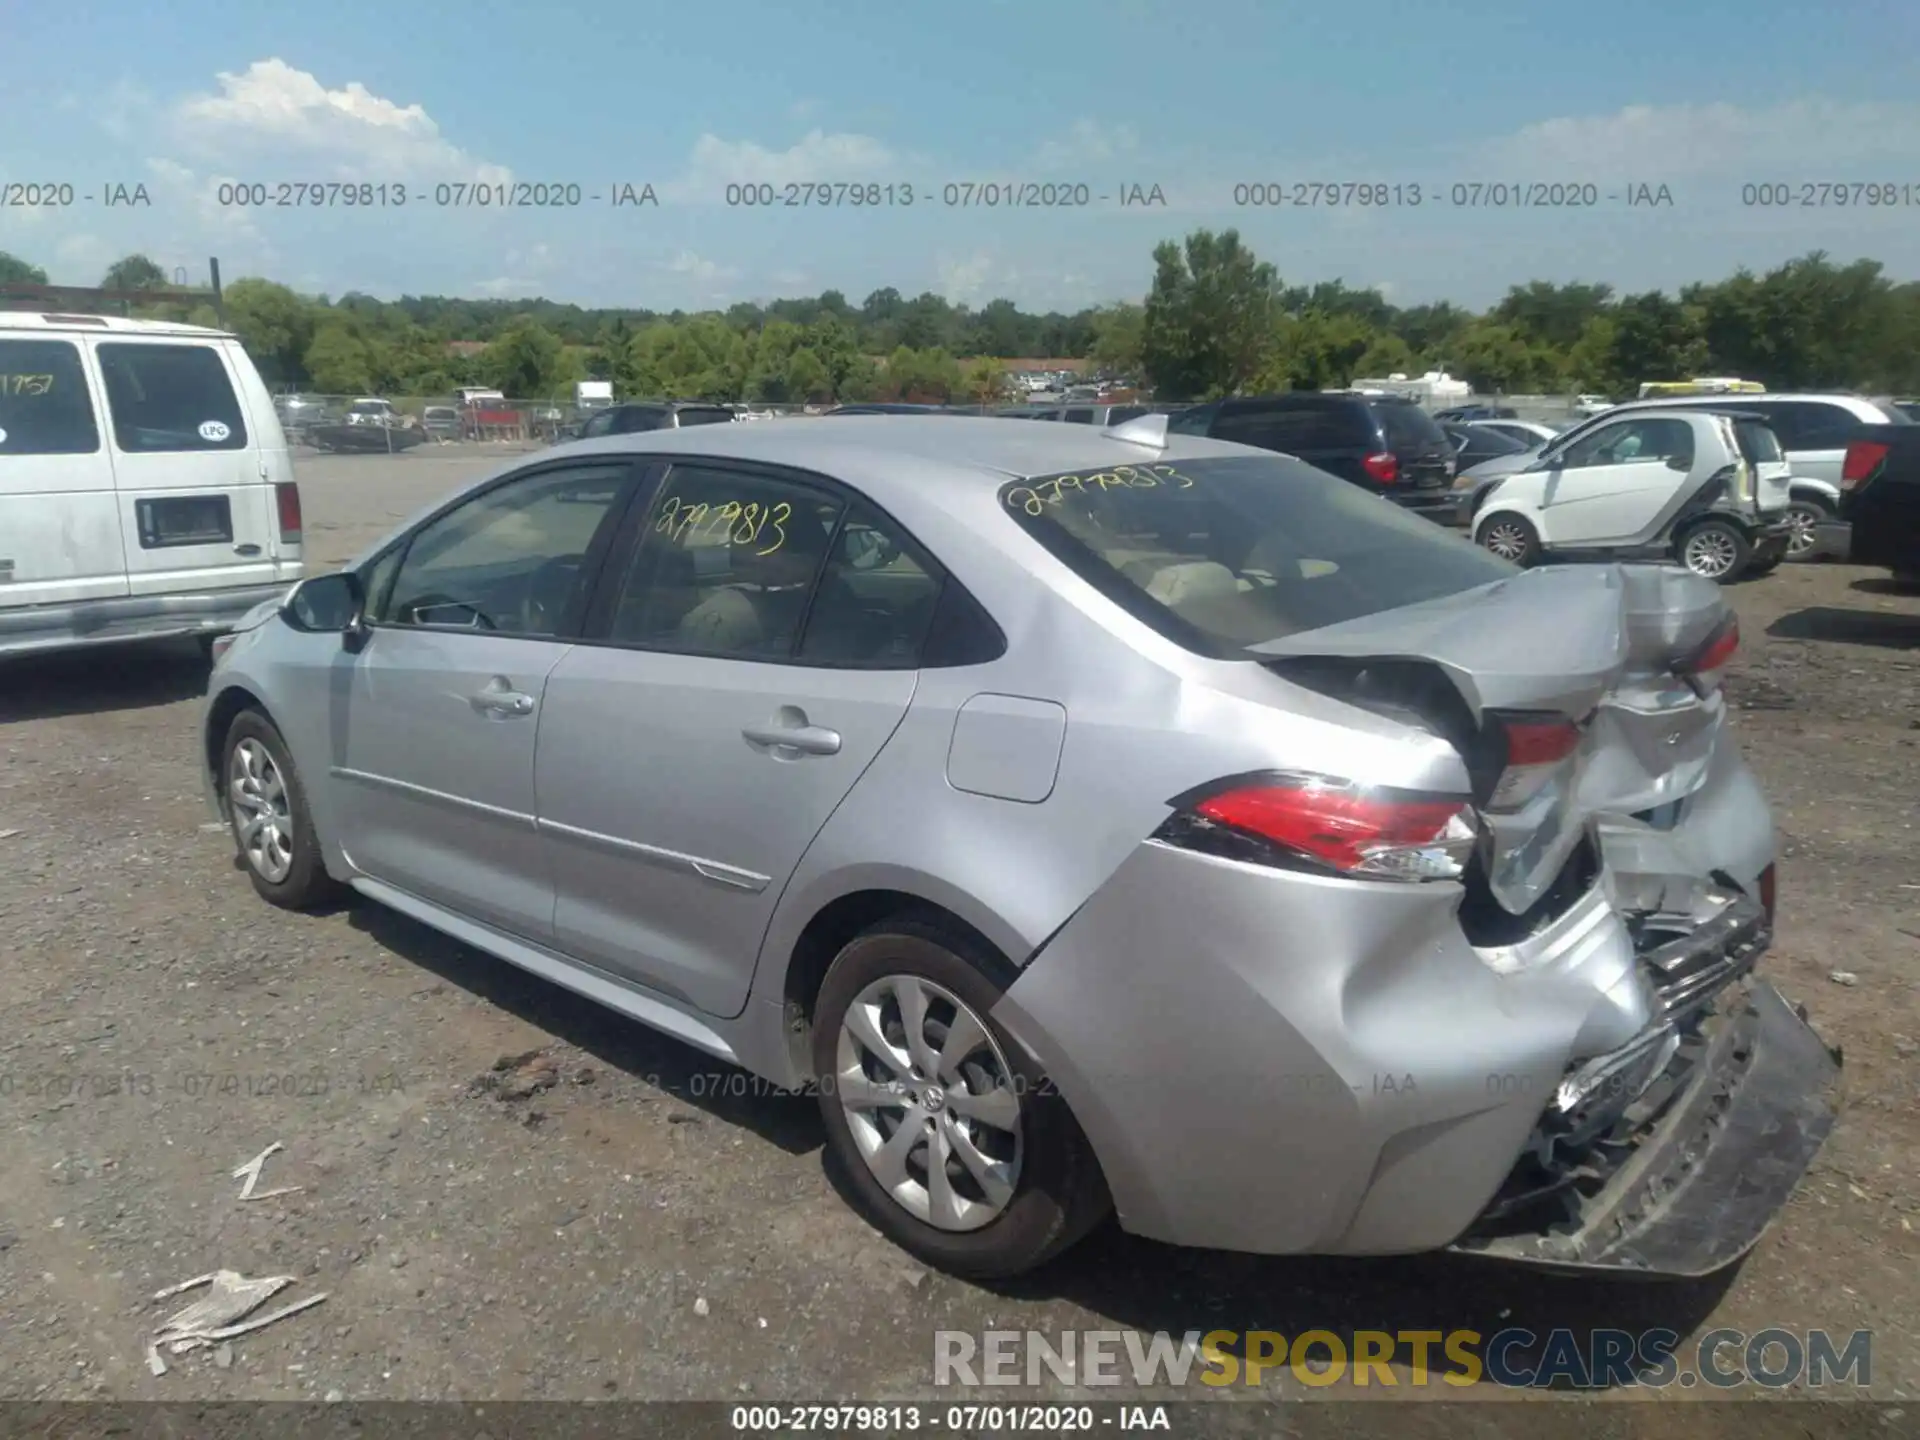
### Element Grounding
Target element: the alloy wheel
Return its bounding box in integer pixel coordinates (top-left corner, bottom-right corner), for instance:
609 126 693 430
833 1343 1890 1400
1784 503 1823 558
1482 520 1532 562
1682 527 1741 579
834 974 1023 1232
229 737 294 883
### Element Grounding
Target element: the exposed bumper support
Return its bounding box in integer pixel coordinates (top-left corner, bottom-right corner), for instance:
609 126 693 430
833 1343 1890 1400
1450 979 1840 1276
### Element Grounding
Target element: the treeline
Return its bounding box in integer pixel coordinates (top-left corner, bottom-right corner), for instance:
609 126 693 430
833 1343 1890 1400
4 239 1916 404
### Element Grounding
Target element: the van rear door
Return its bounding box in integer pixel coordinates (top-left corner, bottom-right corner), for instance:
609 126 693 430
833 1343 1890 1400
93 338 279 598
0 333 130 610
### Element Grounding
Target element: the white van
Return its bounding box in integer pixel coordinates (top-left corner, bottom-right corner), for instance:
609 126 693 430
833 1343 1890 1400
0 312 303 658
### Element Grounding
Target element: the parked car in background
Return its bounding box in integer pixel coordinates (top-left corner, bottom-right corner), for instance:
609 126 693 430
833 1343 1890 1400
575 402 738 437
1542 393 1913 561
1574 395 1615 418
200 414 1834 1281
1169 391 1457 518
1443 421 1532 475
822 403 957 416
1018 403 1157 426
1818 427 1920 585
1434 403 1519 422
421 406 462 440
1472 409 1793 581
1470 418 1563 448
0 312 304 658
1893 399 1920 422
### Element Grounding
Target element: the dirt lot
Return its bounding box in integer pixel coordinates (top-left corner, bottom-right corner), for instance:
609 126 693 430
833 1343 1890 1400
1 449 1916 1416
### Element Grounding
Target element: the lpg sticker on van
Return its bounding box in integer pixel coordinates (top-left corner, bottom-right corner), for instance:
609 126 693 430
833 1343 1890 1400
198 420 230 442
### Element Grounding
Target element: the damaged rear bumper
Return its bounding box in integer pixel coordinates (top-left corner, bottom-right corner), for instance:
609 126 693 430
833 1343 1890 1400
1450 967 1841 1277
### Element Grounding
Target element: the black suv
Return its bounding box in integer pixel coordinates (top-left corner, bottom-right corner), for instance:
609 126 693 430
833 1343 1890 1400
1169 393 1459 515
576 402 737 438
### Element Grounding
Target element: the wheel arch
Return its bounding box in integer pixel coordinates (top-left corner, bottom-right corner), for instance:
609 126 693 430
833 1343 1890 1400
203 682 270 818
775 885 1018 1079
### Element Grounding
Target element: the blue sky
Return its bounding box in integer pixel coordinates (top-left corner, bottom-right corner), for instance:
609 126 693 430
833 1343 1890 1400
4 0 1920 313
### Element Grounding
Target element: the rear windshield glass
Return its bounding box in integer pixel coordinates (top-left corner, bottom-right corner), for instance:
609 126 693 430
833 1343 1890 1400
1733 420 1784 463
96 343 248 452
999 455 1515 656
676 408 735 426
0 338 99 455
1375 400 1448 448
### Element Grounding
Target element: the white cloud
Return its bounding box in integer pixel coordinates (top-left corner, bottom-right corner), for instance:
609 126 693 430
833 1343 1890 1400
1033 118 1140 172
666 129 899 201
1471 98 1920 182
473 276 544 298
937 251 1001 306
169 59 510 184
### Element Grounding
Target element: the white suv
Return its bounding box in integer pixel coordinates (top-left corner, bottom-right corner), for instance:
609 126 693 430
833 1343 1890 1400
0 312 303 658
1472 408 1794 581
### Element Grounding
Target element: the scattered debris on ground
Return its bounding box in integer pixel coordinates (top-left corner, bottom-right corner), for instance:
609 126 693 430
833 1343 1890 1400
146 1270 329 1375
231 1141 303 1202
468 1049 561 1102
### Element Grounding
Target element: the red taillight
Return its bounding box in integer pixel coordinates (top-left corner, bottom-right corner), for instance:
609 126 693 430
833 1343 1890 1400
275 481 303 543
1758 863 1777 925
1171 774 1477 881
1362 451 1399 484
1486 713 1583 812
1679 616 1738 696
1840 441 1888 491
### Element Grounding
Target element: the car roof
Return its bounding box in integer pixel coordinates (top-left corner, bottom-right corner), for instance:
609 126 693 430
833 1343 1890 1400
550 415 1258 500
1606 392 1888 415
0 311 235 340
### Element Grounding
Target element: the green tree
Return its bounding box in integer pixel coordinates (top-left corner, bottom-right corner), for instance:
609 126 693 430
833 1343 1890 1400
483 322 567 397
1256 312 1375 391
224 279 317 387
963 357 1008 405
1492 281 1615 353
1087 303 1145 374
1606 293 1707 389
784 347 831 403
102 254 169 291
1141 229 1278 400
0 251 48 286
1351 333 1415 378
304 323 375 394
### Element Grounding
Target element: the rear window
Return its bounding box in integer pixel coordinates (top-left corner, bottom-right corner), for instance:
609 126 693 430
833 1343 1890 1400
0 338 99 455
1733 420 1783 464
999 454 1514 657
675 408 735 427
1374 400 1448 449
1105 405 1150 424
96 343 247 452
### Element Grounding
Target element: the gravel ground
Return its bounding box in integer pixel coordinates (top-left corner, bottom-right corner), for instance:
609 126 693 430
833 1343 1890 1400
1 448 1916 1414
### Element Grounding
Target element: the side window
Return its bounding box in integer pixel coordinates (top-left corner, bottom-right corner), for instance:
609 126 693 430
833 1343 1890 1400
1063 408 1096 423
606 465 844 659
1564 417 1694 467
0 338 99 455
95 343 247 452
379 463 632 636
1214 406 1326 452
1166 403 1215 435
1792 404 1859 448
798 502 943 667
581 410 617 439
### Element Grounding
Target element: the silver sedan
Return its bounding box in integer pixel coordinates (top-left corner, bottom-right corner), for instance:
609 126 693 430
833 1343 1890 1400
201 415 1838 1278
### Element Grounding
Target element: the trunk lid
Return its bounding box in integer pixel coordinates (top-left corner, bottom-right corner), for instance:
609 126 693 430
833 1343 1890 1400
1251 563 1731 915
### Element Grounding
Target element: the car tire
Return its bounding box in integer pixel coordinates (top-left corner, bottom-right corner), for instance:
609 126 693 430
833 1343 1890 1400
221 709 340 911
1676 518 1752 583
1784 498 1830 562
812 918 1110 1279
1475 512 1542 566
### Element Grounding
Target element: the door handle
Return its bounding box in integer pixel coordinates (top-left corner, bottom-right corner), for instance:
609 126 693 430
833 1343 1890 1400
471 689 536 716
742 721 841 756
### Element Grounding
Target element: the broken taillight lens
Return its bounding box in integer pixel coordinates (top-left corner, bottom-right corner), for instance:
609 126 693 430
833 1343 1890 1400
1156 772 1477 881
1484 712 1583 812
1678 616 1739 696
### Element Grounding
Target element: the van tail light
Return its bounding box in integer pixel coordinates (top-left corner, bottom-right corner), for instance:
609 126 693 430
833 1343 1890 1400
1840 440 1888 492
1484 712 1584 812
1362 451 1399 484
1154 771 1477 881
1677 615 1738 696
275 481 303 544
